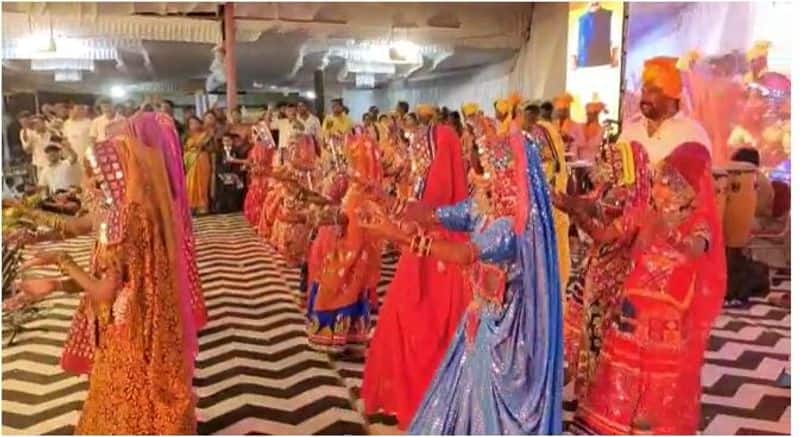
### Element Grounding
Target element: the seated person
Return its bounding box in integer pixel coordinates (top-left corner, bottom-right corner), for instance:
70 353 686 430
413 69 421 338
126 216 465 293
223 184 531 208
730 147 781 233
37 139 79 197
214 133 246 214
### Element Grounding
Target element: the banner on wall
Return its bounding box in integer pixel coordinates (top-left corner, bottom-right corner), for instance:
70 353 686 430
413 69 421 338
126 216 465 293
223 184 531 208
621 1 792 165
564 1 624 123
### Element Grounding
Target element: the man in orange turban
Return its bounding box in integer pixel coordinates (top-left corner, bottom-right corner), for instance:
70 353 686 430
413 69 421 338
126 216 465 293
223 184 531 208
415 104 436 125
618 57 711 164
553 93 584 155
580 101 606 160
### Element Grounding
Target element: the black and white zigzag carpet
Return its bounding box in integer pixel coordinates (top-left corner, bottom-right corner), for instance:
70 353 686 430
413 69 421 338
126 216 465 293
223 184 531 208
1 214 790 435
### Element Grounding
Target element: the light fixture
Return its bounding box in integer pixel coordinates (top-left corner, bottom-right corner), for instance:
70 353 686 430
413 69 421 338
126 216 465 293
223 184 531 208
54 70 82 82
110 85 127 98
389 40 420 62
355 74 376 89
305 91 316 100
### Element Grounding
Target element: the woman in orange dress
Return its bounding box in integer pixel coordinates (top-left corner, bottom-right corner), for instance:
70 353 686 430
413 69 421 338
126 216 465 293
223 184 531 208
268 134 320 265
577 142 725 434
306 130 384 352
11 131 196 434
240 121 275 226
183 116 213 214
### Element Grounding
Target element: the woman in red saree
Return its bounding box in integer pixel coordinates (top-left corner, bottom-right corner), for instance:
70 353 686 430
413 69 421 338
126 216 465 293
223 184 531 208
554 141 651 401
577 142 726 434
361 122 469 429
241 121 275 226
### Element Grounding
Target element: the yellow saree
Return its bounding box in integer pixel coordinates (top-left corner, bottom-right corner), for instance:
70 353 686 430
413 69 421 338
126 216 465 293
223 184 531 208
183 132 212 213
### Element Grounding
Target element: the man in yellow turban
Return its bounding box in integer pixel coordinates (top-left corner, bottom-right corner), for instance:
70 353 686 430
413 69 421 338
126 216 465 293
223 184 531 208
553 93 584 155
745 40 771 84
494 93 522 134
618 57 711 164
461 103 479 119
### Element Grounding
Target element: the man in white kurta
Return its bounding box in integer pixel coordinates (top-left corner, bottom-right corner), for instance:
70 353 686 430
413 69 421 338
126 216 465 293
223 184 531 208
618 57 711 165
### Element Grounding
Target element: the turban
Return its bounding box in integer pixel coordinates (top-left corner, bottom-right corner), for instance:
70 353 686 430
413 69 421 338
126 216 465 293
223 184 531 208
507 93 522 111
585 101 606 114
747 40 771 62
462 103 479 117
416 104 435 117
553 93 574 110
676 49 702 71
642 57 682 100
494 98 510 116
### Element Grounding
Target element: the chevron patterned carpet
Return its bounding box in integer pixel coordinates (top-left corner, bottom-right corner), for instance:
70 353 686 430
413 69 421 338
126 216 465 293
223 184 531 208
1 214 790 435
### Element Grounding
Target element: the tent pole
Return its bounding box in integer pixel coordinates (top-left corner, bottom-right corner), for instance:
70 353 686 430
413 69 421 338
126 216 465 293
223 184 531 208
223 2 238 110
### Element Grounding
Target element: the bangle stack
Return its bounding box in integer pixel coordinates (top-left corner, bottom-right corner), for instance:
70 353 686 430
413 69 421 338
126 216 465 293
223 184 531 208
56 252 76 275
391 198 407 216
410 233 433 257
27 209 69 237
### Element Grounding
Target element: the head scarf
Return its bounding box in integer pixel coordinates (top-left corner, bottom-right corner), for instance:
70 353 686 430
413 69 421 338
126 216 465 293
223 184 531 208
553 93 574 111
661 142 726 331
642 56 682 100
125 112 205 366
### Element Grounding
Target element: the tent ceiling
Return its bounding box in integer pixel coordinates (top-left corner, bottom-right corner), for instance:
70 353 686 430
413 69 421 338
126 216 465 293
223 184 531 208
2 2 528 96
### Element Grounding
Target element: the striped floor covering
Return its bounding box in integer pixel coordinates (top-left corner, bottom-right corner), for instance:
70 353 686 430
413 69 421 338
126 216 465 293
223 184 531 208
1 214 790 435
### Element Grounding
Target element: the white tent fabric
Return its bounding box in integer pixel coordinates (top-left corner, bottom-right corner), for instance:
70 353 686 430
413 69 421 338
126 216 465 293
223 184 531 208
343 3 569 116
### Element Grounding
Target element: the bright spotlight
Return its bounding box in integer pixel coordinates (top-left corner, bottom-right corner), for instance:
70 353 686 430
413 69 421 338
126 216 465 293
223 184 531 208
390 40 420 61
110 85 127 98
305 91 316 100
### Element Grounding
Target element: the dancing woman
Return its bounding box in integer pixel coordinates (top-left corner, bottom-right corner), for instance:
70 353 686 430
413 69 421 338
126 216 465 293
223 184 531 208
10 130 196 433
577 142 725 434
360 119 469 430
360 119 563 434
240 121 275 226
268 134 321 265
552 141 650 400
305 131 384 352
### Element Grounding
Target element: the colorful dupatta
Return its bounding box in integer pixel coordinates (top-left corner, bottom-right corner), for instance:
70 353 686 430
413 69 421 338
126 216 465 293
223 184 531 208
62 135 194 434
409 127 563 435
563 141 651 400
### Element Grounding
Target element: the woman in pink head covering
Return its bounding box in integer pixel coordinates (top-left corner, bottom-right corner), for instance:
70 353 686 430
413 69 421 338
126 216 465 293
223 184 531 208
125 112 207 368
578 142 725 434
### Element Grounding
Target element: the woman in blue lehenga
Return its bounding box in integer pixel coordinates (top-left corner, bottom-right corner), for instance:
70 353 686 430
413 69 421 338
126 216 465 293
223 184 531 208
359 117 562 434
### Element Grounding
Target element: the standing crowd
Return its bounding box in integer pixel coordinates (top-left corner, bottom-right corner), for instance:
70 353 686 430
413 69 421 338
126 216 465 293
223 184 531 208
2 52 790 435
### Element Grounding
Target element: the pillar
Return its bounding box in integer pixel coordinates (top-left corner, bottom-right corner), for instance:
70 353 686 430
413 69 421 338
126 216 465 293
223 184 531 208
223 2 238 110
314 69 325 118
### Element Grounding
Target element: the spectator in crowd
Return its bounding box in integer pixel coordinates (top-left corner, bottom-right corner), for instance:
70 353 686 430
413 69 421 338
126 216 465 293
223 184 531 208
90 99 122 144
23 115 52 180
396 101 410 118
159 99 185 138
297 100 322 141
540 101 554 122
37 138 79 196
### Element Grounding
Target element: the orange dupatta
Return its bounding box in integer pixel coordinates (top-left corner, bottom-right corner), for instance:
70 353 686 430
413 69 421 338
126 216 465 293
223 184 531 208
314 132 384 311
